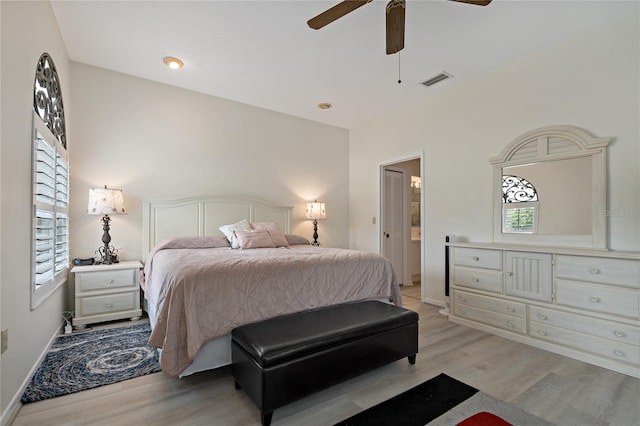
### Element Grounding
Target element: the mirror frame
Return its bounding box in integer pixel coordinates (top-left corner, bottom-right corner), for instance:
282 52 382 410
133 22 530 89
491 125 611 249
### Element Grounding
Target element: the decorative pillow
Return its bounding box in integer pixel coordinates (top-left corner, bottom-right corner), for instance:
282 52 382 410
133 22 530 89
285 234 310 245
234 229 276 249
218 219 251 248
159 236 230 249
251 222 289 247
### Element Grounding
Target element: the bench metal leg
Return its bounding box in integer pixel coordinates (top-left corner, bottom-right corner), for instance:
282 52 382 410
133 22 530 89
408 354 416 364
261 411 273 426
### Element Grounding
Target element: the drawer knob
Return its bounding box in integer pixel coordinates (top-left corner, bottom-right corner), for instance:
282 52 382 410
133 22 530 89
506 307 516 313
538 330 547 336
589 296 601 303
106 278 114 284
458 296 466 302
613 349 625 357
105 302 113 308
506 321 515 328
505 271 514 276
614 330 626 338
459 308 466 315
589 268 601 274
538 313 548 320
472 277 480 282
472 256 479 261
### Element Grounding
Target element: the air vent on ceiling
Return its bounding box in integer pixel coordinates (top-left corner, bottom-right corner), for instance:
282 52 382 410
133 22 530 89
422 72 452 87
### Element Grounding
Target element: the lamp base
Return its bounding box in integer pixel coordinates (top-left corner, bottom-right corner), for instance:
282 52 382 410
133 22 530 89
311 219 320 246
95 214 119 264
95 245 119 264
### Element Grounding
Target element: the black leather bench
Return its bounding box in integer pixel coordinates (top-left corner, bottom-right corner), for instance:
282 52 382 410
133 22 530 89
231 300 419 425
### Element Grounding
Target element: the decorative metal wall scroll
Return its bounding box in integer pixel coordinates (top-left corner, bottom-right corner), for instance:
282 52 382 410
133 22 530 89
502 175 538 203
33 53 66 149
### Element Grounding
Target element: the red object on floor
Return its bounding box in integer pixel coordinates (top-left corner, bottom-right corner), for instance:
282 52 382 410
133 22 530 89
456 411 513 426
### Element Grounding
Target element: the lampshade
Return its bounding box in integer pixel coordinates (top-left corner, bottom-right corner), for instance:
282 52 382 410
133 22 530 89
87 186 127 215
305 201 326 220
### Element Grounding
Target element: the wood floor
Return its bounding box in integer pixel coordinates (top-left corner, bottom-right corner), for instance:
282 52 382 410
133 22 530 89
12 285 640 426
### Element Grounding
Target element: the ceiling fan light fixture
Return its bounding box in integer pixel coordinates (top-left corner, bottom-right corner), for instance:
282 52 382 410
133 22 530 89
318 103 333 110
422 72 453 87
163 56 184 69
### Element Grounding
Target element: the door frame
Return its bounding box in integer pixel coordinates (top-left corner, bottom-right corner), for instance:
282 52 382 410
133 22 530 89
378 152 424 296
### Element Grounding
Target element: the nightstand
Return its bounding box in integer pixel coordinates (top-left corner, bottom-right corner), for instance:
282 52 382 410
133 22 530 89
71 260 143 328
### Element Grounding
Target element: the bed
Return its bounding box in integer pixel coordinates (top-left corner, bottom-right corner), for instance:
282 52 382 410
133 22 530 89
141 196 402 377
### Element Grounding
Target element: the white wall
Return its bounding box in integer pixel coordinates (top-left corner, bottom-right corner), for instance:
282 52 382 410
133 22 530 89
69 64 350 263
349 10 639 304
0 1 71 420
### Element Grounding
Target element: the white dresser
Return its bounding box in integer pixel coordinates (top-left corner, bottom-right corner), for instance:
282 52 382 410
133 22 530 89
449 243 640 378
71 261 143 328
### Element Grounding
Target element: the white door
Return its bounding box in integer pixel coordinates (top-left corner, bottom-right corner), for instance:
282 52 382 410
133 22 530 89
382 167 405 285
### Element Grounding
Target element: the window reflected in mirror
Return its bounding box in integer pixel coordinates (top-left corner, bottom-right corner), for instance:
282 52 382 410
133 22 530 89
502 157 592 236
502 175 538 233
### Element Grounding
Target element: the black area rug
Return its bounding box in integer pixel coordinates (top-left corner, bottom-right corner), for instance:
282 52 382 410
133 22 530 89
335 373 478 426
335 373 553 426
21 323 160 403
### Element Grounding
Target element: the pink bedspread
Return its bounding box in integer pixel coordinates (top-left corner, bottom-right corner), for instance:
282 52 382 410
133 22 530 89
142 238 402 376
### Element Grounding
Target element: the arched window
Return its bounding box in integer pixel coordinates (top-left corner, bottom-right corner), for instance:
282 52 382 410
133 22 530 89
31 53 69 309
502 175 538 234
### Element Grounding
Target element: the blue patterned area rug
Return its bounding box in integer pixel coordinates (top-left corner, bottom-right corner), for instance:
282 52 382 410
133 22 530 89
21 323 160 403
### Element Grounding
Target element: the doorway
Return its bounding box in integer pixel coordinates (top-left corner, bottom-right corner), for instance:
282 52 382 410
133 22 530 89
380 156 422 300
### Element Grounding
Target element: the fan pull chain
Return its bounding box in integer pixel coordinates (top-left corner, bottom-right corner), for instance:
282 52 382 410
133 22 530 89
397 52 402 84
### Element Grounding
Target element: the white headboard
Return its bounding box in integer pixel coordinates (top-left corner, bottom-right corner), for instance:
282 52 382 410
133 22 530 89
142 195 292 260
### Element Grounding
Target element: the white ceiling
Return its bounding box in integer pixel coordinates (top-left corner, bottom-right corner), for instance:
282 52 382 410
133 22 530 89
50 0 633 129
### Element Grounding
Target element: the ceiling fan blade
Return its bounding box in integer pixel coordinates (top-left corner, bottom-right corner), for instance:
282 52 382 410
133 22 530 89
386 0 405 55
307 0 373 30
448 0 492 6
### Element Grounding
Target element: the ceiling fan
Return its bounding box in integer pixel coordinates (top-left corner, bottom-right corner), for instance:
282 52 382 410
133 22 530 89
307 0 492 55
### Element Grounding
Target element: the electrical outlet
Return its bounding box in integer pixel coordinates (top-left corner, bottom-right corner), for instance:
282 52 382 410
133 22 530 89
1 329 8 354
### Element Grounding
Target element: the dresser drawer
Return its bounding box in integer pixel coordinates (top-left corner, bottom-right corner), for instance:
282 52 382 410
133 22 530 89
530 322 640 365
76 268 137 292
556 255 639 288
454 267 503 293
454 290 526 319
454 248 502 270
77 291 139 317
530 306 640 346
556 280 639 319
454 303 526 334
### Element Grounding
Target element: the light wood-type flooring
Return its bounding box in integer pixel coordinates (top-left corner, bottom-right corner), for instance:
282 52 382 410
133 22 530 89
12 285 640 425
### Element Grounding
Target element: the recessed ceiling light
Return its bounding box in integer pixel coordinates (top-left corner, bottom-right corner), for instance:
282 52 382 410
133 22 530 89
163 56 184 69
318 103 332 110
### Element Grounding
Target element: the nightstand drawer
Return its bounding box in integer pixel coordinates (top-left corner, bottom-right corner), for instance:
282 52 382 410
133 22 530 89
76 268 137 292
455 248 502 270
77 291 139 317
454 267 503 293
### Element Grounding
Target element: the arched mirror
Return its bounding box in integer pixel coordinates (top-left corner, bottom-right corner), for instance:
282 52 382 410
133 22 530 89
491 125 611 249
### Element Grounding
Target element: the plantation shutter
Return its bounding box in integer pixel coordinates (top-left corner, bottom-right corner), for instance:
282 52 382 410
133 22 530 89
32 115 69 306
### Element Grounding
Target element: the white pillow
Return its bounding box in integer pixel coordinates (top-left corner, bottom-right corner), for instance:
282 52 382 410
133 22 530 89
218 219 251 248
234 229 276 249
251 222 289 248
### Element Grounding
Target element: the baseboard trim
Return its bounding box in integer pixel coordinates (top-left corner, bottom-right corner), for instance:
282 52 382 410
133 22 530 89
422 297 444 307
1 321 63 426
